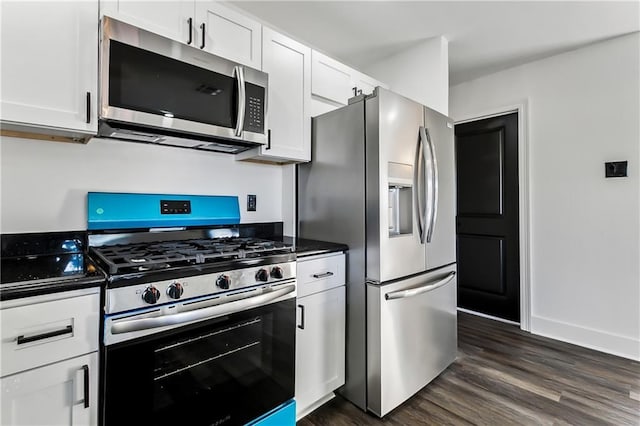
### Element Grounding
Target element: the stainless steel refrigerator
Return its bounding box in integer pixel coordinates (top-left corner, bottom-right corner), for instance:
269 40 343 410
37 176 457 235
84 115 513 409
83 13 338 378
297 88 457 417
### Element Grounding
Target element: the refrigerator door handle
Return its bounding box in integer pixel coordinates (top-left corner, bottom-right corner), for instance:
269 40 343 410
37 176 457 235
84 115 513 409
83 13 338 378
384 271 455 301
425 127 438 243
416 127 428 243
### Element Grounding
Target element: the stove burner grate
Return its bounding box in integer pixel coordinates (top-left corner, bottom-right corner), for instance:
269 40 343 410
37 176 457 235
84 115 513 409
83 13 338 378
91 237 293 274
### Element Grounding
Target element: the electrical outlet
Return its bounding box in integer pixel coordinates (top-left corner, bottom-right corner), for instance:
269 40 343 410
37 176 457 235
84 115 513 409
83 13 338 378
247 194 257 211
605 161 628 178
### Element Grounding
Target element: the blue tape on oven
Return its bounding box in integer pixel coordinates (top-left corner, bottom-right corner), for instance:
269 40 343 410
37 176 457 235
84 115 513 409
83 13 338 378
87 192 240 230
246 399 295 426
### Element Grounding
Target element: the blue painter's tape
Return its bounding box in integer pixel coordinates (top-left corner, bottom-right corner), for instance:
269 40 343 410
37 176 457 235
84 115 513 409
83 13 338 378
87 192 240 230
246 400 295 426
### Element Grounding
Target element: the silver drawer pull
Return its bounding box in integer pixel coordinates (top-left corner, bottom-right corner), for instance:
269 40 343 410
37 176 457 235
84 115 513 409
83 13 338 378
312 272 334 279
16 325 73 345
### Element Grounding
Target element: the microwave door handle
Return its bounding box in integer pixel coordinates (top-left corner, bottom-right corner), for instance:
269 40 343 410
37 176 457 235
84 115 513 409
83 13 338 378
111 284 295 335
425 127 438 243
233 66 246 137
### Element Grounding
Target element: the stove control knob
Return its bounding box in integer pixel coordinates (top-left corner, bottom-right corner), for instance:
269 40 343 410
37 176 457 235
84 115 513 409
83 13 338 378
270 266 284 279
142 286 161 304
255 268 269 282
167 282 184 299
216 275 231 290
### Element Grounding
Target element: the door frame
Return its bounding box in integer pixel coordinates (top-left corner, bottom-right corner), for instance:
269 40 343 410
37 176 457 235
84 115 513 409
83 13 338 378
453 101 531 332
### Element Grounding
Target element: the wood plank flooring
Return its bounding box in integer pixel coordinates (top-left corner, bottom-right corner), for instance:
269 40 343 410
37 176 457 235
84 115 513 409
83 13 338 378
298 312 640 425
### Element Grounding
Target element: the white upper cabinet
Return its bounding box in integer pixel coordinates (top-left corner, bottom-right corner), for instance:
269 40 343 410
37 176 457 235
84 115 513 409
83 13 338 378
0 1 98 136
351 70 388 97
311 50 388 109
311 51 354 105
195 2 262 69
238 28 311 163
101 1 261 69
101 1 194 46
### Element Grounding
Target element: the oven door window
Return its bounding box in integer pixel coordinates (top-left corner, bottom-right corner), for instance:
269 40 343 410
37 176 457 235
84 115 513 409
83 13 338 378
103 299 295 426
108 40 237 128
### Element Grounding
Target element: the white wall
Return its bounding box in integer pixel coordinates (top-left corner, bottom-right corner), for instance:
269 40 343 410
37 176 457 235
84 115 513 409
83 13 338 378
366 36 449 115
450 33 640 360
0 137 283 233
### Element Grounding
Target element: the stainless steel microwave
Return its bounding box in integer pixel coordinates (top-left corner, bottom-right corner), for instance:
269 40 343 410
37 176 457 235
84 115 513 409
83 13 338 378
98 16 268 154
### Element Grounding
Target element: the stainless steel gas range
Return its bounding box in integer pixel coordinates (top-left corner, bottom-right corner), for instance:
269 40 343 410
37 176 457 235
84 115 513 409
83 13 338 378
88 192 296 426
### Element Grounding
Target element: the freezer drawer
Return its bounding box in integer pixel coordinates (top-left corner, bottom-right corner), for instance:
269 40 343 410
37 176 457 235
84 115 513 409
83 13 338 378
366 264 457 417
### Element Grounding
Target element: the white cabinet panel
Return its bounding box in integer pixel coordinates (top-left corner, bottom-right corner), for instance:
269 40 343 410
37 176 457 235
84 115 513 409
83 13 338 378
101 0 194 46
1 292 100 377
196 2 261 69
296 285 346 418
239 27 311 163
1 352 98 426
311 50 388 107
311 51 353 105
297 253 345 297
351 71 388 96
0 1 98 135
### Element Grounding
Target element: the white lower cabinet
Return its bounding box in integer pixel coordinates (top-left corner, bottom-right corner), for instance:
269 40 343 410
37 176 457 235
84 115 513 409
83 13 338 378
1 352 98 426
0 288 100 426
295 253 346 420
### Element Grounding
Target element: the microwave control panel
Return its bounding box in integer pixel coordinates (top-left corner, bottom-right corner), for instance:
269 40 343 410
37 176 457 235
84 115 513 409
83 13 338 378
244 83 265 134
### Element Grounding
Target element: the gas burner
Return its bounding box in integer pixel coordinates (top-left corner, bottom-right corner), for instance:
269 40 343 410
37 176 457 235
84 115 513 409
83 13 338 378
90 237 294 275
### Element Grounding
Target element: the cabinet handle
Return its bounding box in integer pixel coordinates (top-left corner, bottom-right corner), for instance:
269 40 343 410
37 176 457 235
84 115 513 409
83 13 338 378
297 304 305 330
187 18 193 45
16 325 73 345
85 92 91 124
82 364 90 408
266 129 271 150
200 23 206 49
312 271 334 279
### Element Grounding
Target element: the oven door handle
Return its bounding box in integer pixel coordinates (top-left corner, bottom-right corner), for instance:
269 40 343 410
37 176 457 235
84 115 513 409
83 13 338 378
111 285 295 335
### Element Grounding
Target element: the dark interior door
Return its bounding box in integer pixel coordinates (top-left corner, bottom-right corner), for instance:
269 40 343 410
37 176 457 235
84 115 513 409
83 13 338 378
455 112 519 322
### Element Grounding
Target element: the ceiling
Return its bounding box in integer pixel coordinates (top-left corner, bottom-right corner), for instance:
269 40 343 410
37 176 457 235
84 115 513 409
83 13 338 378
230 1 640 85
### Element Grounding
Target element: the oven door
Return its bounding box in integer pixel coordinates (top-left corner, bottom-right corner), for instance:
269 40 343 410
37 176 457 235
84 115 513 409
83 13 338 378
102 286 295 426
100 16 267 145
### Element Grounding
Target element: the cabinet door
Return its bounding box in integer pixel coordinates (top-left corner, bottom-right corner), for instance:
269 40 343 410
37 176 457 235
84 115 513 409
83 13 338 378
1 352 98 426
311 51 353 105
351 71 388 97
258 28 311 162
295 286 346 417
195 2 261 69
0 1 97 134
100 0 194 45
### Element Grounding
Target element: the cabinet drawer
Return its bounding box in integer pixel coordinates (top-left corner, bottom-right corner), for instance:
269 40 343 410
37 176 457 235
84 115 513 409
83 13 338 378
297 253 345 298
1 292 100 377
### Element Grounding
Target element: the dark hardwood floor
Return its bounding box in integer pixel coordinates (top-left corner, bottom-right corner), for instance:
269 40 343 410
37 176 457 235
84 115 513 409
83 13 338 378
298 312 640 425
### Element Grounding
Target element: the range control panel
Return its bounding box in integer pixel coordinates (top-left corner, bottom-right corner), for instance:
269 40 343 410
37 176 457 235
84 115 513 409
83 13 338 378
160 200 191 215
106 261 296 314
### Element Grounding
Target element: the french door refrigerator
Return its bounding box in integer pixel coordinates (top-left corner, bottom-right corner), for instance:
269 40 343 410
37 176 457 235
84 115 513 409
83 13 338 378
298 87 457 417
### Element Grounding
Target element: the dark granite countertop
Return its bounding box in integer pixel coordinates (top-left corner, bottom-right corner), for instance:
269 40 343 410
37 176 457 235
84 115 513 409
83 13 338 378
282 236 348 258
0 274 105 301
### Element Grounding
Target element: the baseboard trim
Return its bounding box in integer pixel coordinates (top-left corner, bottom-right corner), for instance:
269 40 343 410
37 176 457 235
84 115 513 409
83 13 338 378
457 307 520 326
531 315 640 361
296 392 336 422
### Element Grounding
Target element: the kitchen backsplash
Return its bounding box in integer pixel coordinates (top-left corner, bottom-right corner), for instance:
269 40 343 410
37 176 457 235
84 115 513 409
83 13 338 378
0 136 283 233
